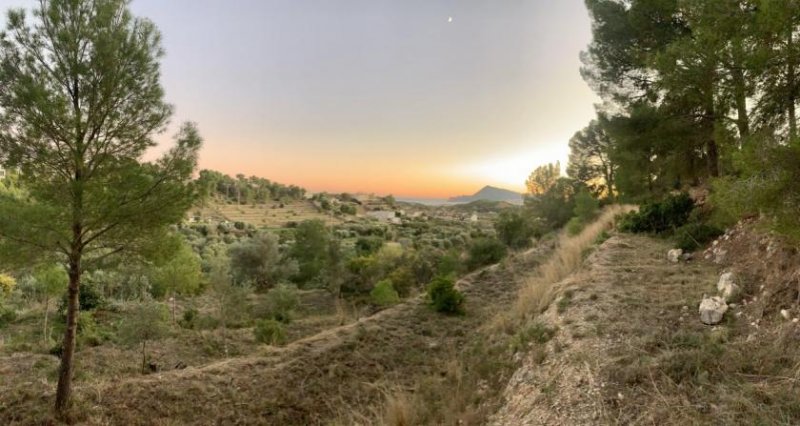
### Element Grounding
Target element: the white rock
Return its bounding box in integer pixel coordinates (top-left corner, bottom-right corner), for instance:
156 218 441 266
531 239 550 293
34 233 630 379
793 318 799 323
699 295 728 325
717 272 739 301
667 248 683 263
780 309 791 320
714 249 728 264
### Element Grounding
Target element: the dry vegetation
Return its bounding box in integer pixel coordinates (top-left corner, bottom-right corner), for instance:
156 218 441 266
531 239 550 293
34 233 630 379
493 224 800 425
194 200 343 228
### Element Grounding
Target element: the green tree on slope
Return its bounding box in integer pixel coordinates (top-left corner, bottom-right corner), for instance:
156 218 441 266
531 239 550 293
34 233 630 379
0 0 201 414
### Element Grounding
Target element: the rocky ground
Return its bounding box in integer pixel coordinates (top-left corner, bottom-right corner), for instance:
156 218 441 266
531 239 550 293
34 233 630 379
492 228 800 425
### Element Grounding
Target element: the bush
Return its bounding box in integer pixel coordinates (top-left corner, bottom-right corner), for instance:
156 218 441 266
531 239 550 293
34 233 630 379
565 217 584 236
619 193 694 234
0 273 16 296
0 304 16 327
254 319 287 345
258 284 299 323
58 280 105 314
180 307 199 329
427 275 464 314
494 209 541 249
370 279 400 306
467 238 507 270
675 223 724 252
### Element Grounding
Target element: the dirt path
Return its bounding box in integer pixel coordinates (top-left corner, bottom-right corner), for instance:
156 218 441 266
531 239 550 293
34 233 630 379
14 246 551 425
490 234 721 425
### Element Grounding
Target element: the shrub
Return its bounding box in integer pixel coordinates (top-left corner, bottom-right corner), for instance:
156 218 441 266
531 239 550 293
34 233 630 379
675 223 724 252
180 307 199 329
0 273 16 296
619 193 694 234
370 279 400 306
57 279 105 314
254 319 287 345
467 238 507 270
566 217 584 236
258 284 299 323
427 275 464 314
494 209 541 249
0 303 16 327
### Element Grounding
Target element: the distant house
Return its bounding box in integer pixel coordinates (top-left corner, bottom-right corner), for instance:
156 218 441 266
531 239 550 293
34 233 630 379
367 210 401 224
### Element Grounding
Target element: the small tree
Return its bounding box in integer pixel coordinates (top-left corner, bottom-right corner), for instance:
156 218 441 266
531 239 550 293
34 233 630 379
151 242 202 322
208 252 249 355
427 275 464 314
118 302 170 374
370 279 400 306
257 284 298 323
0 0 202 412
229 233 294 289
34 265 68 344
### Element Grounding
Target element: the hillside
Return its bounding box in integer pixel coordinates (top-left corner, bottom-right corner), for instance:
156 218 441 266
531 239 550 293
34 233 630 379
449 185 523 204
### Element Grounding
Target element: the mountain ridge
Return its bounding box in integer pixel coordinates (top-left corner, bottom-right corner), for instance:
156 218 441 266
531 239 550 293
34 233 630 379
449 185 523 204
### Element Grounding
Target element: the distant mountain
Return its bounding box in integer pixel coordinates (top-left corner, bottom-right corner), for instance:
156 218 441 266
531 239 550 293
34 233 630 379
448 186 523 204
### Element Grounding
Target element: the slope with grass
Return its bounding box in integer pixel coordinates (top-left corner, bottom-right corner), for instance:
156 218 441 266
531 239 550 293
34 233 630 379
492 228 800 425
4 240 556 424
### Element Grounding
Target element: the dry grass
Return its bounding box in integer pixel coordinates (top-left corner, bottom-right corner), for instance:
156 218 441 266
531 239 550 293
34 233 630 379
508 206 633 325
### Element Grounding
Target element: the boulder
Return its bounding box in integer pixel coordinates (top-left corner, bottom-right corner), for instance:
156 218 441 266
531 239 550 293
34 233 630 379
716 272 739 301
667 249 683 263
699 295 728 325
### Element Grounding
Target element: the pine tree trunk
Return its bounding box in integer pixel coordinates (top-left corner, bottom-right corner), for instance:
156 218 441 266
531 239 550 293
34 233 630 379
54 255 81 413
789 30 797 140
141 340 147 374
733 68 749 139
43 297 49 344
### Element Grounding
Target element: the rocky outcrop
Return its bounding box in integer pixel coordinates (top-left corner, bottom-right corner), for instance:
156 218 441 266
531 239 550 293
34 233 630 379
717 272 739 301
667 248 683 263
699 295 728 325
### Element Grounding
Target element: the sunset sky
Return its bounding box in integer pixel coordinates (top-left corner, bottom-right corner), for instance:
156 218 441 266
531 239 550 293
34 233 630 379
2 0 599 198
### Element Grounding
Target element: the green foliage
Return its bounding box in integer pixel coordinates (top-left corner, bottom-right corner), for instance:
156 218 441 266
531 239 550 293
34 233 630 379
526 162 561 195
494 209 542 249
427 274 464 314
118 303 170 347
257 284 299 323
674 223 724 252
466 238 507 270
370 279 400 306
150 243 202 299
0 303 16 327
566 217 585 236
0 273 15 296
180 307 199 329
33 265 67 298
254 319 287 345
58 280 105 313
290 220 334 287
618 193 694 234
573 188 599 223
229 232 295 289
355 236 384 256
525 178 581 229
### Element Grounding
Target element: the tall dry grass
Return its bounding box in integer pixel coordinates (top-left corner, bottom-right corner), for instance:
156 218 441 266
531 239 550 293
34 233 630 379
508 205 633 325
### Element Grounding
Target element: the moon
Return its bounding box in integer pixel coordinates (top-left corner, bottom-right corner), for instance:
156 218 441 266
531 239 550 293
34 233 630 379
448 16 453 23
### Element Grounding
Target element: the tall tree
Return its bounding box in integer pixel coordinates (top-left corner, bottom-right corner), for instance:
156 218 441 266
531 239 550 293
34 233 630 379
525 162 561 196
567 120 617 199
0 0 201 413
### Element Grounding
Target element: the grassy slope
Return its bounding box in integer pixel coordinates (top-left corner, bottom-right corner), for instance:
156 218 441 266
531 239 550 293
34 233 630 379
493 233 800 425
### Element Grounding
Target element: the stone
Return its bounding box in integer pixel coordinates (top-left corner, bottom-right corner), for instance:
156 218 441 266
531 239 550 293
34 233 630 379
699 295 728 325
681 253 694 262
780 309 791 320
717 272 739 301
667 248 683 263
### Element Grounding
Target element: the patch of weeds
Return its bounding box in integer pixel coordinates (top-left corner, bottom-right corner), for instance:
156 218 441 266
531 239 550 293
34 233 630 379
588 293 599 301
594 230 610 245
510 322 558 353
557 290 574 314
585 313 599 322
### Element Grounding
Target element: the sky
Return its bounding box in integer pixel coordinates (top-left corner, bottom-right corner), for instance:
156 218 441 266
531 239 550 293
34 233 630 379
0 0 599 198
